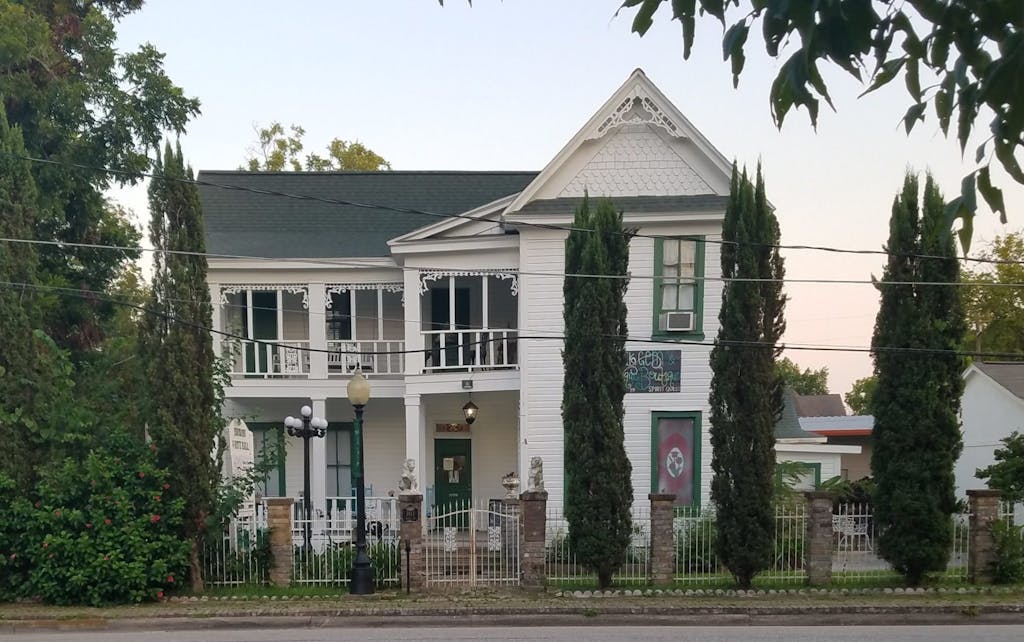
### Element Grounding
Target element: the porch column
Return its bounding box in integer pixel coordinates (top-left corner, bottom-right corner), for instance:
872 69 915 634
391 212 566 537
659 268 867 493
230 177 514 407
404 394 425 480
403 269 424 374
209 283 222 357
310 398 327 519
308 282 327 379
517 397 529 483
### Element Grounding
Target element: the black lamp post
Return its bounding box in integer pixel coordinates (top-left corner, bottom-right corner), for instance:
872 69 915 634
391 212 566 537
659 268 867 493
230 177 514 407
284 405 327 551
347 371 374 595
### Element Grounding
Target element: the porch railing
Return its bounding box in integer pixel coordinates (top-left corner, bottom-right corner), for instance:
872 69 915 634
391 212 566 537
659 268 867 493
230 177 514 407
227 339 310 378
422 329 518 372
327 340 404 376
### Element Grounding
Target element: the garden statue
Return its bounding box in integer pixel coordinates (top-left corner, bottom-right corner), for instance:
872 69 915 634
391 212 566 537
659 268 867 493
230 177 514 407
399 458 418 492
528 456 545 492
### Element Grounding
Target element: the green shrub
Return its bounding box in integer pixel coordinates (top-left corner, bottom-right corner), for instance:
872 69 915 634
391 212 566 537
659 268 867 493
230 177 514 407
674 515 719 574
4 434 189 605
991 519 1024 584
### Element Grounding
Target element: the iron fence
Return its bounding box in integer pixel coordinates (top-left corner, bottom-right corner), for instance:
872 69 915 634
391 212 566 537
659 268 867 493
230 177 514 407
544 505 651 585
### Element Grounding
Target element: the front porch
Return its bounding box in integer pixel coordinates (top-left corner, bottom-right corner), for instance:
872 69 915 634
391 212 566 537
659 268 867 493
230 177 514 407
222 390 523 528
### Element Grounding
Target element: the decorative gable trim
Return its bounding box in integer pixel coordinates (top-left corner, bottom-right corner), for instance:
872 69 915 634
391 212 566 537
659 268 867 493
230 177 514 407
220 284 309 309
505 68 733 215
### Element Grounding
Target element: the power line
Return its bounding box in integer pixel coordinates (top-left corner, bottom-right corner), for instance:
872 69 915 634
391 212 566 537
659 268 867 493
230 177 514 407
3 279 1021 361
6 150 1024 267
3 236 1022 288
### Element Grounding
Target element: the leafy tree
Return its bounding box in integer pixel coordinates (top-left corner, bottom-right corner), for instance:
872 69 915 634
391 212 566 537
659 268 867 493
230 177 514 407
845 375 878 415
0 0 197 353
977 432 1024 503
616 1 1022 238
709 164 786 589
562 196 633 590
775 357 829 395
243 121 391 171
0 102 45 487
961 232 1024 356
141 143 223 592
871 173 965 585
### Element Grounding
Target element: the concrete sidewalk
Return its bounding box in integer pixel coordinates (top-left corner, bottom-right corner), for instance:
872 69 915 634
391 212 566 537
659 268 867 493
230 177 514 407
3 591 1024 634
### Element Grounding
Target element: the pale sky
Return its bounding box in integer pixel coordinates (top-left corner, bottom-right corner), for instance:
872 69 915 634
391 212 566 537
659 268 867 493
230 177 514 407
111 1 1022 399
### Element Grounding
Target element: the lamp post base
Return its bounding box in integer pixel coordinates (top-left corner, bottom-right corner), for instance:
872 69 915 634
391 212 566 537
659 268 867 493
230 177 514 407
350 551 376 595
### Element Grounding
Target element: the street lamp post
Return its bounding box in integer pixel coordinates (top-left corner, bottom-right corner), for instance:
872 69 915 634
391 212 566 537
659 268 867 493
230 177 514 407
284 405 328 551
347 371 374 595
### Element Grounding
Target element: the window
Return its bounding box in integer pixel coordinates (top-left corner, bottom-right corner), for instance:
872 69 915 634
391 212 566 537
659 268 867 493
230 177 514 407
249 424 285 497
326 424 353 497
326 292 352 341
651 411 701 507
654 237 704 337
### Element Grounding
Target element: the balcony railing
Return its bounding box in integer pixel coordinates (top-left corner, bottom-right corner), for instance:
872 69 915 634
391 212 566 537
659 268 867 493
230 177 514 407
422 328 518 372
327 340 404 376
227 339 310 378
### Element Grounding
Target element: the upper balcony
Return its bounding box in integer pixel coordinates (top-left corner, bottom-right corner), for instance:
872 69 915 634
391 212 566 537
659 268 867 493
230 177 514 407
418 271 518 373
213 271 520 382
218 283 405 379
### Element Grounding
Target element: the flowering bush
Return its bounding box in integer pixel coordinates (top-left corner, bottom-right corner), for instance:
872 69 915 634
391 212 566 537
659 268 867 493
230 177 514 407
2 433 189 605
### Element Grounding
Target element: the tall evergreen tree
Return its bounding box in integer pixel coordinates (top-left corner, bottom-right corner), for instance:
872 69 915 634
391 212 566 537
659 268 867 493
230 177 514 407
562 196 633 589
141 143 222 592
0 102 43 486
708 164 786 589
871 173 964 585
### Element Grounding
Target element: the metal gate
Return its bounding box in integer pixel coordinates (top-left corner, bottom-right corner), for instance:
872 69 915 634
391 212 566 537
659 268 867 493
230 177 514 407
425 500 520 587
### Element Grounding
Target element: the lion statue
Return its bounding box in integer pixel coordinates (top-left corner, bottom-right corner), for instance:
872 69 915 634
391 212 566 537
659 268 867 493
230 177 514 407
398 458 418 492
528 456 545 492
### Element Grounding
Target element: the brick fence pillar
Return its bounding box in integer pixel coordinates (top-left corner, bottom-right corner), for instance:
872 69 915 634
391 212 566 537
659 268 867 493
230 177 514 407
398 493 425 590
968 489 1002 584
804 491 834 586
519 490 548 589
265 498 294 587
648 493 676 586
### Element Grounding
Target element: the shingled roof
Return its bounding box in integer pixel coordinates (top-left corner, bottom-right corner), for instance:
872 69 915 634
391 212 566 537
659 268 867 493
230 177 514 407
793 393 847 417
974 362 1024 402
197 171 538 258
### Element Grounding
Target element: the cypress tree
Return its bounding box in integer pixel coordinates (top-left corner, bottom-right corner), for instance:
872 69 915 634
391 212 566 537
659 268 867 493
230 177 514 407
141 143 223 592
562 196 633 589
0 103 43 487
871 173 964 585
708 164 786 589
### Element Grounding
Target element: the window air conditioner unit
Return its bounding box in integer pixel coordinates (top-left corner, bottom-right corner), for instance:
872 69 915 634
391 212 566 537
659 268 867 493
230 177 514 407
660 311 694 332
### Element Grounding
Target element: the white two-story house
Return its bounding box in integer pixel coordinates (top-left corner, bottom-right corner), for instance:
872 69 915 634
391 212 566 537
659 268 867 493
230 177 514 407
201 69 733 520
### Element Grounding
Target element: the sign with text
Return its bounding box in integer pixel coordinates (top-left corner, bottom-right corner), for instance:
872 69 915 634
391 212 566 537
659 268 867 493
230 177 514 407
625 350 681 393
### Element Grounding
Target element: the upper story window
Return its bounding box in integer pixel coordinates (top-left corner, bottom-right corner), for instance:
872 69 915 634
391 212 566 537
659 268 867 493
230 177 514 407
654 237 704 338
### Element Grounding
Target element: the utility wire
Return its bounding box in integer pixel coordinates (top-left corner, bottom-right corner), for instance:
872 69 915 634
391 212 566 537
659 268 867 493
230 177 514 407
3 279 1020 360
2 236 1021 289
5 150 1024 267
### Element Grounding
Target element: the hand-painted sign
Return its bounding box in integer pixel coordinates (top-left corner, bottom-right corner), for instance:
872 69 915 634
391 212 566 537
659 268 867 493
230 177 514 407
625 350 681 393
655 415 696 506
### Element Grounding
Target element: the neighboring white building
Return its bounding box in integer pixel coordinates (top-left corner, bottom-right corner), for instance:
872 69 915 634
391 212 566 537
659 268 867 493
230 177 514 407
957 362 1024 497
201 69 771 515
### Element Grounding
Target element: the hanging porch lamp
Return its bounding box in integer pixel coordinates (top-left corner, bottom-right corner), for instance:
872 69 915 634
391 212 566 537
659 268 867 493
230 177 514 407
462 396 478 425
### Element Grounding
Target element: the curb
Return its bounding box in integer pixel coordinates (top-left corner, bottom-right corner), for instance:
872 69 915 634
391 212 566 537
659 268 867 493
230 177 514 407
4 605 1024 634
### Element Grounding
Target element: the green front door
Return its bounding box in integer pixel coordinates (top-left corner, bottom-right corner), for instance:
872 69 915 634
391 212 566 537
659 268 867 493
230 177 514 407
434 438 472 511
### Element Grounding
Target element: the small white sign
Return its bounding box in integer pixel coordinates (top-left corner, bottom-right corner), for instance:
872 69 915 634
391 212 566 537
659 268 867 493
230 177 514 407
443 457 454 472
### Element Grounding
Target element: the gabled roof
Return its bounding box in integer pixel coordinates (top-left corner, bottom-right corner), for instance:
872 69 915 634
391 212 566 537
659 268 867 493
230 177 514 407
775 389 826 442
198 171 537 258
793 394 847 417
506 68 732 214
511 194 729 217
971 362 1024 402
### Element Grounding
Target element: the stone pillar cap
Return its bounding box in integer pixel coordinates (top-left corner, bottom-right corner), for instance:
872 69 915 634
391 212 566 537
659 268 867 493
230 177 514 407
966 489 1002 497
804 491 834 500
265 497 296 506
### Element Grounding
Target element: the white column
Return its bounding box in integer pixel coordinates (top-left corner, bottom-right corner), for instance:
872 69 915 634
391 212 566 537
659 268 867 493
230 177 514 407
208 283 222 357
403 270 424 374
310 397 328 516
308 282 327 379
404 394 424 487
517 394 529 481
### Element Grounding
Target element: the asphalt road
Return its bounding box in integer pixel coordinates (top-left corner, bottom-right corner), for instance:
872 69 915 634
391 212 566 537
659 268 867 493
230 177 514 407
10 626 1024 641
